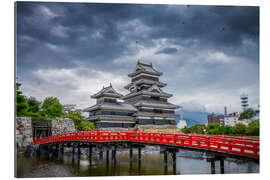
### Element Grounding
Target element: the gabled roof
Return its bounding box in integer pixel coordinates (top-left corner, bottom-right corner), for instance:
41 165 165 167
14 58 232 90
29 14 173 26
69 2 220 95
83 102 137 112
91 84 123 99
128 61 163 77
124 79 167 90
147 84 163 93
122 90 173 100
134 100 181 109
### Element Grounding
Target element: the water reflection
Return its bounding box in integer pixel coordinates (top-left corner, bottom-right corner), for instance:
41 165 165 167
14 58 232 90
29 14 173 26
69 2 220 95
16 145 259 177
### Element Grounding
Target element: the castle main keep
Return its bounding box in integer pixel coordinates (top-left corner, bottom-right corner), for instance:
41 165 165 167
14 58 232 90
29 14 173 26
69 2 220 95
84 61 180 129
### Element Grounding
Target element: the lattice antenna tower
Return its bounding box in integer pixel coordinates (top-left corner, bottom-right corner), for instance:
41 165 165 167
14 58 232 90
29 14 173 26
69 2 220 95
240 93 249 111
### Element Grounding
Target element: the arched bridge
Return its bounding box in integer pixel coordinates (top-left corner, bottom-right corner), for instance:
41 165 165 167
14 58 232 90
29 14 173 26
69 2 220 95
34 130 259 159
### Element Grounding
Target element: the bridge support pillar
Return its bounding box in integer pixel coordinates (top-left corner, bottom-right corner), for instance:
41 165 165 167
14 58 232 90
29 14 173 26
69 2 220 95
220 159 225 174
172 151 177 174
54 144 60 157
77 143 81 158
129 146 133 162
72 144 75 156
210 161 216 174
164 150 168 166
111 146 117 165
99 149 103 165
164 150 168 174
60 144 64 156
89 146 92 165
138 147 141 160
106 149 109 164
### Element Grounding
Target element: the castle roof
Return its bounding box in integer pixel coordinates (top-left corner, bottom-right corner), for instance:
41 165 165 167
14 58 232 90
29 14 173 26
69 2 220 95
134 111 180 118
84 102 137 112
122 84 173 100
91 84 123 99
128 61 163 77
124 79 167 90
134 100 180 109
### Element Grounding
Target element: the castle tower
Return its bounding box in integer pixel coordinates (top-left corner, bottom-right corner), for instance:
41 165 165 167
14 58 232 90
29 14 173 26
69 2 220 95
84 85 137 128
122 61 180 128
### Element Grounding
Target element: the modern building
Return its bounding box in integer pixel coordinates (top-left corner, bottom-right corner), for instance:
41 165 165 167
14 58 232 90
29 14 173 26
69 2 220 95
208 113 224 125
84 61 180 129
224 112 239 126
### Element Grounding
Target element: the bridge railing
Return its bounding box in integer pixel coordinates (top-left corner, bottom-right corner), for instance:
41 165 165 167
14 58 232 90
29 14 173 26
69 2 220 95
33 130 259 158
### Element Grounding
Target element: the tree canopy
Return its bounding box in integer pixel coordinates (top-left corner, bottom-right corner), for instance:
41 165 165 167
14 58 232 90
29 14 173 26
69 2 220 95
26 96 41 113
181 121 258 137
16 82 28 116
40 97 63 118
16 82 95 131
239 108 256 120
63 110 95 131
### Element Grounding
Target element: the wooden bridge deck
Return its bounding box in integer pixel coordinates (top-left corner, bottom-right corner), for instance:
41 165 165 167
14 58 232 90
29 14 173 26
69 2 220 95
34 130 259 158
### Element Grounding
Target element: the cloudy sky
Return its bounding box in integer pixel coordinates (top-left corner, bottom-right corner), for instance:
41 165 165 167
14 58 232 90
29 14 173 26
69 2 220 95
16 2 259 113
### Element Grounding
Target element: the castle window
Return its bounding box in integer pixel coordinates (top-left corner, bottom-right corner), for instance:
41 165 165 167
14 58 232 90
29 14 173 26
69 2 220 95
150 96 160 100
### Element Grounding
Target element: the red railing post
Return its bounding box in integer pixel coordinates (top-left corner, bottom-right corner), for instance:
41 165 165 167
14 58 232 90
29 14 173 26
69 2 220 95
228 138 232 153
97 129 100 141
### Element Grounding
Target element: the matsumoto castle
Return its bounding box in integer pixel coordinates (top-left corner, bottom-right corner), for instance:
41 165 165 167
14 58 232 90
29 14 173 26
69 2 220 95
84 61 180 129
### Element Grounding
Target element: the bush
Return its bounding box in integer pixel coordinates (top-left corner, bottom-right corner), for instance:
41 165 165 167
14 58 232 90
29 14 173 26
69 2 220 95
246 121 259 136
206 123 220 135
81 121 95 131
189 124 206 134
232 123 247 136
181 127 190 133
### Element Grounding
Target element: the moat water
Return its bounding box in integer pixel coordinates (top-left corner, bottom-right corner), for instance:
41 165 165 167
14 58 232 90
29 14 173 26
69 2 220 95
16 146 259 177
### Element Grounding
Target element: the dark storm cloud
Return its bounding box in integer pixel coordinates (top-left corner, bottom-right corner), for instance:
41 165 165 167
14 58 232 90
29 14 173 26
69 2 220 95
16 2 259 70
16 2 259 113
156 47 178 54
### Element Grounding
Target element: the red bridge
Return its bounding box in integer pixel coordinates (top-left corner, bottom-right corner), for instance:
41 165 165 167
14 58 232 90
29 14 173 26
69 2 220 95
34 130 259 158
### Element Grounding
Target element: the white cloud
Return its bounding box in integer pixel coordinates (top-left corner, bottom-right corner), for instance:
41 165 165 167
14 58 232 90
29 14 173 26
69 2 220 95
39 6 58 18
51 25 70 38
23 68 129 109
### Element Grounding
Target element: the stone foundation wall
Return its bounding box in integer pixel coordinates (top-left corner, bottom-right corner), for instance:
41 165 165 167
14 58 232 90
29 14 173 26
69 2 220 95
135 124 180 133
51 118 76 135
99 127 136 132
16 117 33 152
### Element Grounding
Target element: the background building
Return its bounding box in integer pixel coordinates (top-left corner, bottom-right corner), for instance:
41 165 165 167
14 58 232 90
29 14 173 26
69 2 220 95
208 113 224 125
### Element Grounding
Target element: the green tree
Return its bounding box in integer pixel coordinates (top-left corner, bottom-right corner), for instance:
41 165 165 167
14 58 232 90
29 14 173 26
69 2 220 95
232 123 247 136
206 123 220 135
26 96 41 113
189 124 206 134
41 97 63 118
64 110 84 131
222 126 233 135
16 82 28 116
181 126 190 133
246 121 259 136
81 121 95 131
239 108 256 120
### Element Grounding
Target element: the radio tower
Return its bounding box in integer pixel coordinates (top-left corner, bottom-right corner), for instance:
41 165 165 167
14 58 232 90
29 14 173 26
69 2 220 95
240 93 249 111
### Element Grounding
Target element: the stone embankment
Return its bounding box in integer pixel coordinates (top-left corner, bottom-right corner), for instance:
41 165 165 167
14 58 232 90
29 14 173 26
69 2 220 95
16 117 33 153
16 117 76 155
51 118 76 135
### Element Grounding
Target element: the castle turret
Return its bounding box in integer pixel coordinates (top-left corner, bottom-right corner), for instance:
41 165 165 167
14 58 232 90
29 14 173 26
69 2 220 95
122 61 180 127
84 85 137 128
